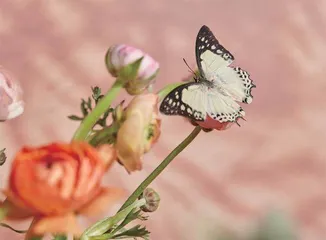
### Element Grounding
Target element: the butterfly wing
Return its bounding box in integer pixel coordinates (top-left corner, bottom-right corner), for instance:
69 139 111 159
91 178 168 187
159 82 207 121
217 66 256 104
159 82 245 123
206 90 245 123
160 25 254 125
195 25 234 80
196 25 255 104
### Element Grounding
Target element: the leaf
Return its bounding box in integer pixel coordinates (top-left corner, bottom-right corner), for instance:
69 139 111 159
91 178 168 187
52 234 67 240
111 209 141 235
119 57 143 83
87 97 92 110
92 86 102 101
112 225 150 240
251 211 297 240
67 115 84 121
30 237 43 240
81 99 89 116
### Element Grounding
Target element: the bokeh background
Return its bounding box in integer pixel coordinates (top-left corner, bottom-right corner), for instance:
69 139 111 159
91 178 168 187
1 0 326 239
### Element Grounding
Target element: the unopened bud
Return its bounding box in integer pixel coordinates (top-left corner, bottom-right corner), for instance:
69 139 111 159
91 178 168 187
0 148 6 166
105 44 159 95
139 188 160 212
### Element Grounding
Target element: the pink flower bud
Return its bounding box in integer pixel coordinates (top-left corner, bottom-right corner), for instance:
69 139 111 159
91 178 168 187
0 67 24 121
106 44 159 95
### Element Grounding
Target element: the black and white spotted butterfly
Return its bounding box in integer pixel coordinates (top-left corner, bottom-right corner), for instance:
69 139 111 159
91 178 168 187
159 25 255 125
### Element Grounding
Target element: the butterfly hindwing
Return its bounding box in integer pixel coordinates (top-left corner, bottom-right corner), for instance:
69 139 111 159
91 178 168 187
206 91 245 123
217 66 256 104
159 83 207 121
195 25 234 80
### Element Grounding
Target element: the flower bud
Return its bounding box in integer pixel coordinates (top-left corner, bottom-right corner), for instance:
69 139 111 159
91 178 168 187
139 188 160 213
0 148 6 166
105 44 159 95
115 94 161 173
0 67 24 121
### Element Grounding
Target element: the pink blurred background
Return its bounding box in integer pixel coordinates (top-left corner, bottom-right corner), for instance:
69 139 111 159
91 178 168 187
1 0 326 239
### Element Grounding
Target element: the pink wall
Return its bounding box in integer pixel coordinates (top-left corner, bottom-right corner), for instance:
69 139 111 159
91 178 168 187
1 0 326 239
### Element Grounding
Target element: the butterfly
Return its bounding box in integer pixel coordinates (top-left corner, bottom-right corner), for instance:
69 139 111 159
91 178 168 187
159 25 255 126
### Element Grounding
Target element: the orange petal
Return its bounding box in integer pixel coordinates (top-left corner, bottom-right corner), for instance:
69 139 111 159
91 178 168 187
78 187 125 217
97 144 117 171
27 213 82 237
116 113 144 172
1 191 36 219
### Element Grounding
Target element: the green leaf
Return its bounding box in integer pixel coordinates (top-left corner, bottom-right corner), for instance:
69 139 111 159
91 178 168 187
88 124 119 147
0 206 8 221
111 209 141 235
52 234 67 240
30 237 43 240
67 115 84 121
119 57 143 83
251 211 297 240
112 225 150 240
92 86 102 101
87 97 92 110
0 223 27 234
81 99 89 116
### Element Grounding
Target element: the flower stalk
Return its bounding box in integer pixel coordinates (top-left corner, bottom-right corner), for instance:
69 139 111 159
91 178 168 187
118 126 202 212
80 198 146 240
72 80 123 141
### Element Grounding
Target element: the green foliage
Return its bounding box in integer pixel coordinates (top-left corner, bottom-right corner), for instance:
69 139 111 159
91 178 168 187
68 86 114 128
52 234 68 240
111 225 150 240
118 57 143 84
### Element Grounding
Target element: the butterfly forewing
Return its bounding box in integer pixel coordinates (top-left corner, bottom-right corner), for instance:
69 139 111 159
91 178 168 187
159 83 207 121
195 25 234 80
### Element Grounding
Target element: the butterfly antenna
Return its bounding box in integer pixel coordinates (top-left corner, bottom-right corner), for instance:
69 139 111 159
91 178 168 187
183 58 198 80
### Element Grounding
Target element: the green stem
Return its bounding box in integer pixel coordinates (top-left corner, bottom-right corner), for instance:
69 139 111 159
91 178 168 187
118 126 202 212
88 123 119 147
80 199 146 240
72 80 123 141
25 218 43 240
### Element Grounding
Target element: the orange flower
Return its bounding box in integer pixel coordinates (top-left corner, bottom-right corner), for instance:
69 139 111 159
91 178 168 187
1 142 124 238
116 94 161 173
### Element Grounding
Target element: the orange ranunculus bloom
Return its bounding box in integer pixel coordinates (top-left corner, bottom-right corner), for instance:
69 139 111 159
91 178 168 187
0 142 124 238
116 93 161 173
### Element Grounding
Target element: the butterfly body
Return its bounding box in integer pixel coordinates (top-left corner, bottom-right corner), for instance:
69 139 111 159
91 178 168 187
160 25 255 125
